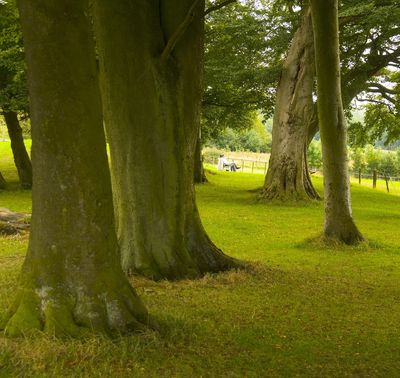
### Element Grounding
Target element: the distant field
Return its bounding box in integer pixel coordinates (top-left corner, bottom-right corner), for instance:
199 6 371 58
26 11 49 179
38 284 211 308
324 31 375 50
1 141 400 376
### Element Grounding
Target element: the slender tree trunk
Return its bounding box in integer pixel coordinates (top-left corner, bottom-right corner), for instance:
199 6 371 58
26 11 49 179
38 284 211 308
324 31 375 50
385 175 389 192
358 169 361 184
311 0 363 244
0 172 5 189
194 134 208 184
2 0 149 337
261 8 319 201
93 1 240 280
3 111 32 189
373 170 377 188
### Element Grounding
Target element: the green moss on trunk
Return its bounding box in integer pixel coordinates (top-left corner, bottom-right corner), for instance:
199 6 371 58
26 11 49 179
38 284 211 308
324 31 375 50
2 0 150 337
93 0 241 280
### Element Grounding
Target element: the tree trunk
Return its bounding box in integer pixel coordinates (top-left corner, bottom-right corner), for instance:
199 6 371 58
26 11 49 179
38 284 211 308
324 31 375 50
0 172 5 189
385 175 389 192
3 111 32 189
261 8 320 201
358 169 361 184
2 0 149 337
373 170 377 188
194 134 208 184
93 1 240 280
311 0 363 244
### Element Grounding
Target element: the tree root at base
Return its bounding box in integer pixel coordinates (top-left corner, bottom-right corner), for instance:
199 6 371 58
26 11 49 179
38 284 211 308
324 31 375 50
1 284 154 338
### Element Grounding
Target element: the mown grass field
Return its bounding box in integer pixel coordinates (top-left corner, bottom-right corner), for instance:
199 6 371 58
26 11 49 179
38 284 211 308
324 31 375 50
1 141 400 377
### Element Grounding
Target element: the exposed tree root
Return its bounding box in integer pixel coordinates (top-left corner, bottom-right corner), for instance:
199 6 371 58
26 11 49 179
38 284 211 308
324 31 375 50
0 208 30 235
1 281 153 337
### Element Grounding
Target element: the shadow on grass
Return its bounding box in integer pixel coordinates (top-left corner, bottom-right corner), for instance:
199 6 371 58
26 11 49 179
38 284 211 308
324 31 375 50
296 234 385 253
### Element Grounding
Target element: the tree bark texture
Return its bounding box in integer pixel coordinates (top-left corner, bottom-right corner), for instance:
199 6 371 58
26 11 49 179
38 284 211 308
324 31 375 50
311 0 363 244
194 135 208 184
261 8 319 201
93 0 240 280
3 111 32 189
1 0 149 337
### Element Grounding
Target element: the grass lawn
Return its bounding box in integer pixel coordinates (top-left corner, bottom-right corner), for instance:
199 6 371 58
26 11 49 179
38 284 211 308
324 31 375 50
1 141 400 377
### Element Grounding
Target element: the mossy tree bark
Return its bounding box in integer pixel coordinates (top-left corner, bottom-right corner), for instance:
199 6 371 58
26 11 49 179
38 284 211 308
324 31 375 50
3 111 32 189
1 0 149 337
311 0 363 244
261 8 319 201
93 0 239 280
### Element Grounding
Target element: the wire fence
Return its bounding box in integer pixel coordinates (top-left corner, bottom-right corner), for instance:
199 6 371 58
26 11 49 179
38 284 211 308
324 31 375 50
206 156 269 174
205 154 400 196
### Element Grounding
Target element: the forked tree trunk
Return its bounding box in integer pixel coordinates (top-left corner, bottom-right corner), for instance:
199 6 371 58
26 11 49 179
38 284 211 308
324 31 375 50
93 0 240 280
261 8 319 201
311 0 363 244
2 0 149 337
3 111 32 189
0 172 5 189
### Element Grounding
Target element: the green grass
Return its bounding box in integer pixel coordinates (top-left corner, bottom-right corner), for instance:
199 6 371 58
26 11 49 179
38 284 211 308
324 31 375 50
1 145 400 377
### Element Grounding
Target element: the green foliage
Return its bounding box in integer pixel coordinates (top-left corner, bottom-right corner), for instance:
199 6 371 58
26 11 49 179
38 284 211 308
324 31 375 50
206 113 271 152
348 71 400 148
350 145 400 177
365 145 383 173
307 140 322 169
202 0 296 141
351 147 367 172
380 152 398 176
0 0 28 113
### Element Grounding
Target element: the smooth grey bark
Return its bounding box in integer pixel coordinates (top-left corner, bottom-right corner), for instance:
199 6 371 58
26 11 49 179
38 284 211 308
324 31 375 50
93 1 240 280
261 8 319 201
1 0 149 337
3 111 32 189
311 0 363 244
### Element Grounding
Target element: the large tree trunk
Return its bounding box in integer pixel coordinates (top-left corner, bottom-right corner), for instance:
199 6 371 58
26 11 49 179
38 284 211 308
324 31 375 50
311 0 363 244
261 8 319 201
3 111 32 189
2 0 149 337
194 134 208 184
93 1 240 280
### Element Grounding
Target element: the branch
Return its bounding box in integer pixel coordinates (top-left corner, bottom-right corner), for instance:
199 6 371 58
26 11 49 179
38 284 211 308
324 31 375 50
202 99 259 108
160 0 237 63
204 0 237 17
160 0 202 63
356 96 394 110
368 83 399 95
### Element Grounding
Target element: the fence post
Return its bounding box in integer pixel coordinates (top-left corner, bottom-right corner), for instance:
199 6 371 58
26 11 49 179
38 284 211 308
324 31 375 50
358 169 361 184
373 170 377 189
